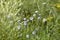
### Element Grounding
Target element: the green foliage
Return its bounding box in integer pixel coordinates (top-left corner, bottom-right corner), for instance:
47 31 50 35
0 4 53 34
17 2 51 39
0 0 60 40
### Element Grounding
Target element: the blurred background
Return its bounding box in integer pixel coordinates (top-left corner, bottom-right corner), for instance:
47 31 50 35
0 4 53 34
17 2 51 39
0 0 60 40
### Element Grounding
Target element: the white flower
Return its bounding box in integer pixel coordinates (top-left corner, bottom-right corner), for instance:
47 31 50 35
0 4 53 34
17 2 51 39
43 18 47 23
26 34 29 38
17 20 20 22
42 2 46 5
32 31 35 35
23 21 27 26
23 18 26 20
33 14 36 17
6 14 10 18
35 27 39 31
35 10 38 13
17 25 21 29
38 17 41 19
29 17 33 20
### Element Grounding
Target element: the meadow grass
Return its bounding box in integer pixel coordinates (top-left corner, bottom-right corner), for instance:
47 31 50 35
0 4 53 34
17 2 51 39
0 0 60 40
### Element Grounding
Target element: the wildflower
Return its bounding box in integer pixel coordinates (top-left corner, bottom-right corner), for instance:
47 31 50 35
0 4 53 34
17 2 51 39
54 3 60 8
42 17 53 25
42 2 46 5
29 17 33 20
33 14 36 17
35 10 38 13
42 18 47 23
17 25 21 29
26 34 29 38
38 16 41 19
6 14 10 18
32 31 35 35
23 21 27 26
17 20 20 22
23 18 26 20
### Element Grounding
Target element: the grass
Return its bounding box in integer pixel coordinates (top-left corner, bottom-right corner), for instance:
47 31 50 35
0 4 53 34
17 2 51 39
0 0 60 40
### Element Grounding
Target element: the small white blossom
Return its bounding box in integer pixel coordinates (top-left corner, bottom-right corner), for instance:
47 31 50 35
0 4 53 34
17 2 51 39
32 31 35 35
17 20 20 22
29 17 33 20
38 17 41 19
26 34 29 38
23 18 26 20
42 2 46 5
35 10 38 13
43 18 47 23
17 25 21 29
6 14 10 18
23 21 27 26
33 14 36 17
35 27 39 31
